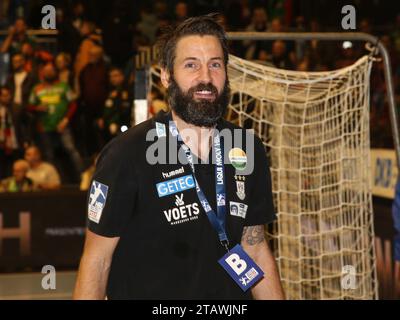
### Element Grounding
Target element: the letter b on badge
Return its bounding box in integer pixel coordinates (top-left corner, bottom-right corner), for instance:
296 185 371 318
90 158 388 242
219 244 264 291
225 253 247 275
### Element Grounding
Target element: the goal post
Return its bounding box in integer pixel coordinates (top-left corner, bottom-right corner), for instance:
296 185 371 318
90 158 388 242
227 53 376 299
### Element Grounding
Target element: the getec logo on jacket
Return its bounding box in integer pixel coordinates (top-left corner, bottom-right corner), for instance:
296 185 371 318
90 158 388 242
219 244 264 291
156 174 195 197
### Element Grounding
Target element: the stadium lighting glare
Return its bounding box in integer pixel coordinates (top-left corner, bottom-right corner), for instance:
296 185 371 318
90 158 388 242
343 41 353 49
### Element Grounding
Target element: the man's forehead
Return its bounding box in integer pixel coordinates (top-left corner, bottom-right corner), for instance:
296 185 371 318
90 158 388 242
175 35 224 60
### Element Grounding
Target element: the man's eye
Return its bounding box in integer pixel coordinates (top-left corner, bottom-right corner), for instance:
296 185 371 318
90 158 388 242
185 63 196 69
211 62 221 68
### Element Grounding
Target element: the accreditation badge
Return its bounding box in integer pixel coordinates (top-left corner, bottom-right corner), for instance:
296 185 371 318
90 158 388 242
218 244 264 291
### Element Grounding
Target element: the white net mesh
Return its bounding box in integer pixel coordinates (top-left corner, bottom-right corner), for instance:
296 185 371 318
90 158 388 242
148 54 378 300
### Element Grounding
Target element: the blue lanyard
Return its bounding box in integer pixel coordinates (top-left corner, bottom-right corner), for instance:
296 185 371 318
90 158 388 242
169 121 229 252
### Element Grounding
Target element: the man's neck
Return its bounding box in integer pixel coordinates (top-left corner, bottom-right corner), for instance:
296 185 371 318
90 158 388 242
171 110 215 162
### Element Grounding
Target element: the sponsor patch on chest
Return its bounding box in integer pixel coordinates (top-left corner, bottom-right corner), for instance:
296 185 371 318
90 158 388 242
156 174 195 197
229 201 248 219
163 194 200 225
161 166 185 179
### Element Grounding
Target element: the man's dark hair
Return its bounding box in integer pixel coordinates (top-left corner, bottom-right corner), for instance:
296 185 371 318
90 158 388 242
156 14 229 76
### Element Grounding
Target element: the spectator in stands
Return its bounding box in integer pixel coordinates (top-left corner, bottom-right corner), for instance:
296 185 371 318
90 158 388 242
244 6 269 60
21 42 53 78
70 2 86 35
154 0 168 18
24 145 61 190
307 19 322 60
97 67 132 146
246 6 269 32
268 40 294 70
0 18 36 55
102 1 134 68
155 14 172 38
57 1 86 60
0 159 36 192
8 53 37 106
239 0 252 27
6 53 37 147
270 17 283 32
74 20 102 92
0 1 9 29
29 63 83 179
293 16 306 62
225 0 252 30
55 52 74 88
296 58 309 71
20 41 38 74
304 19 334 70
294 15 306 31
359 18 373 34
136 4 159 45
174 1 189 25
268 0 286 21
79 46 108 156
0 86 19 179
269 18 296 66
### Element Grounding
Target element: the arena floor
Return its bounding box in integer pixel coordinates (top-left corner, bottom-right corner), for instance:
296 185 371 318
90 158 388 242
0 271 76 300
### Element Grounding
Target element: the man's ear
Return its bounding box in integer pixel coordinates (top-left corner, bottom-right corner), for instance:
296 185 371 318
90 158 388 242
160 68 170 88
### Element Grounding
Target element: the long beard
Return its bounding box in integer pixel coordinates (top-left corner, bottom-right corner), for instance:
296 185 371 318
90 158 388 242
167 77 231 128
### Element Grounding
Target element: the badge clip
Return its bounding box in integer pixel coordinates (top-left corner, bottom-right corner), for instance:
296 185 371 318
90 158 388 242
221 239 230 252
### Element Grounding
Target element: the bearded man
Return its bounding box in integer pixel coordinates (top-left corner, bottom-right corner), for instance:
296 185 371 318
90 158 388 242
29 62 83 178
74 15 284 300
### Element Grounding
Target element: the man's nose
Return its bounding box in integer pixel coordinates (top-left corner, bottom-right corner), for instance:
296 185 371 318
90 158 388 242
198 65 212 83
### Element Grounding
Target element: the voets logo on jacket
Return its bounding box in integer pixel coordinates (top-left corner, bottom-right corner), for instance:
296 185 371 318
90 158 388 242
163 194 200 225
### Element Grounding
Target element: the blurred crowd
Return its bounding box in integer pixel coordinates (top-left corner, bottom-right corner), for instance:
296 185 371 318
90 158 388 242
0 0 399 192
